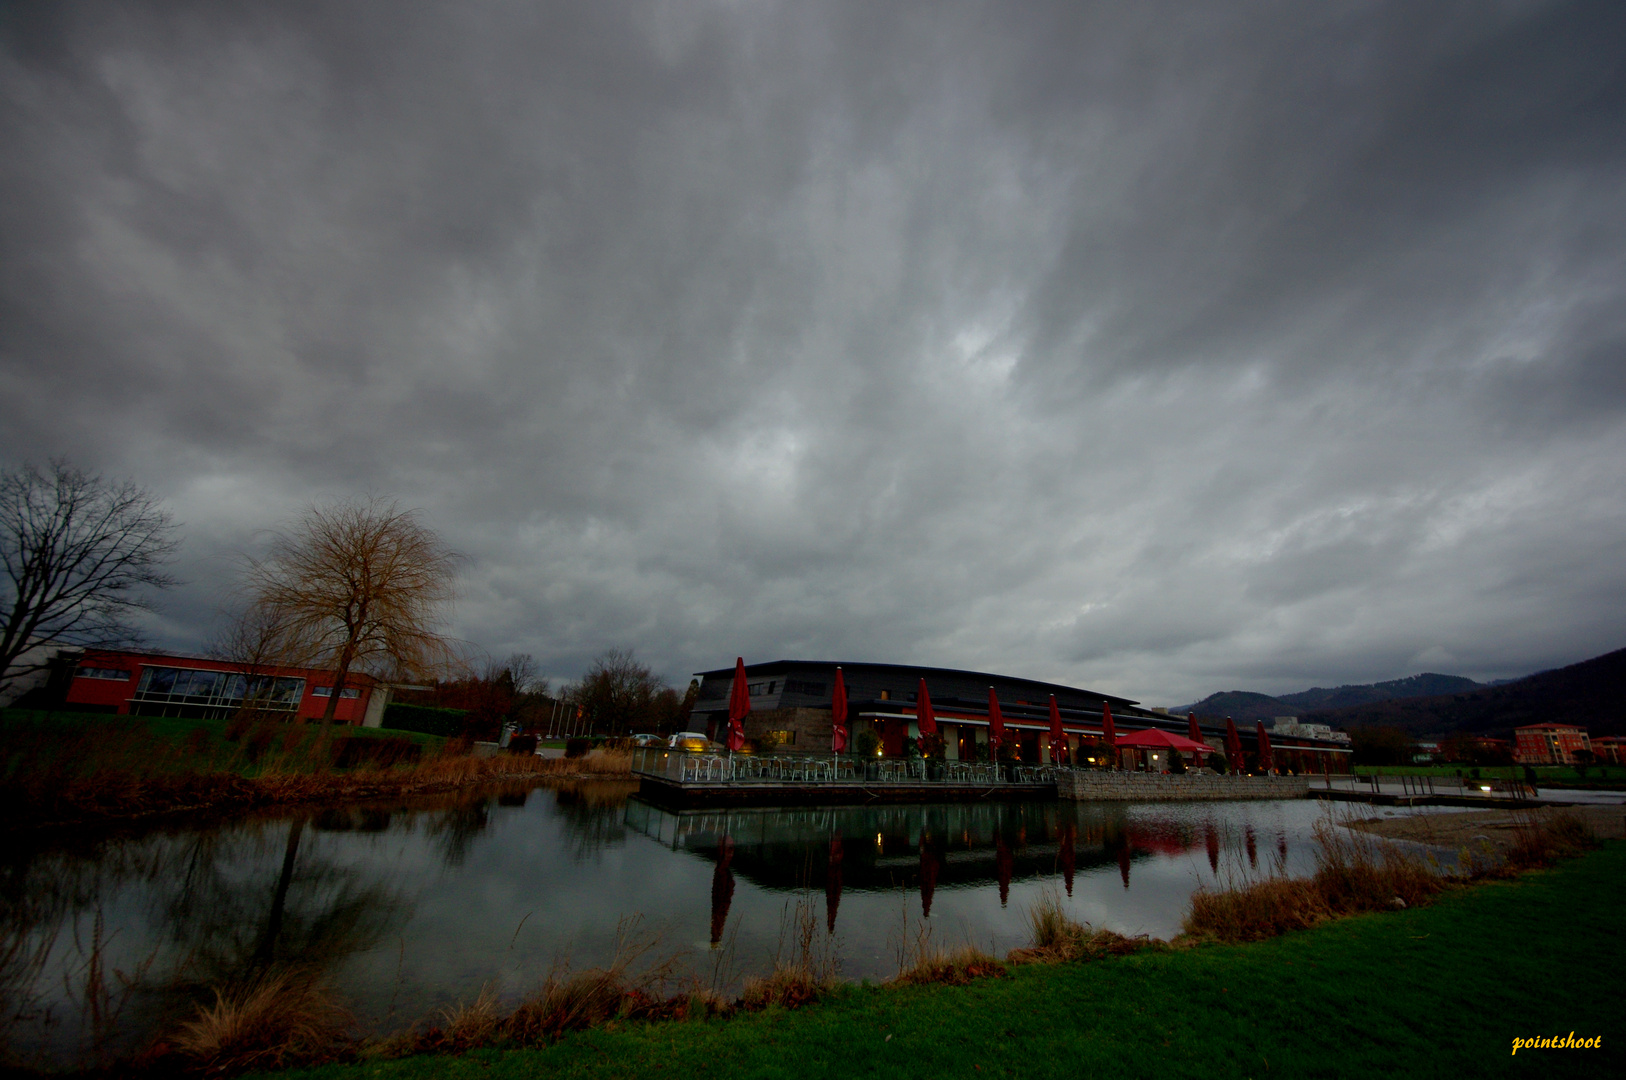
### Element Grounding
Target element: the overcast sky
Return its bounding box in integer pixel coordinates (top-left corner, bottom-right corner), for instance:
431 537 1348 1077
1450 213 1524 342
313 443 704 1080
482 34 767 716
3 0 1624 705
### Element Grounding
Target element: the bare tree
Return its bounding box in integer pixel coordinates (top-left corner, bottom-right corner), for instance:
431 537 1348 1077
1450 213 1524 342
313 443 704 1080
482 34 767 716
247 497 458 723
570 647 671 736
206 600 317 720
0 459 178 694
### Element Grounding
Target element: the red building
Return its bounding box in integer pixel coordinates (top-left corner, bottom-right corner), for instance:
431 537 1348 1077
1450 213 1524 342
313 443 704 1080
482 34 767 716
1513 723 1592 766
1590 736 1626 766
61 648 380 725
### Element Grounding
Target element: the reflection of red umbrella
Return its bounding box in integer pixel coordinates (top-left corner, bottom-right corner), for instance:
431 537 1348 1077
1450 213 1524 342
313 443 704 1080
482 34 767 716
1256 722 1274 773
831 667 848 754
1115 728 1212 754
916 679 938 738
1048 695 1066 764
1101 701 1117 769
1117 840 1131 889
727 657 750 752
1188 712 1204 746
987 688 1006 757
1059 823 1076 897
1205 822 1220 875
1225 717 1244 772
919 830 938 918
996 836 1013 906
1245 826 1257 869
825 834 843 933
710 836 735 945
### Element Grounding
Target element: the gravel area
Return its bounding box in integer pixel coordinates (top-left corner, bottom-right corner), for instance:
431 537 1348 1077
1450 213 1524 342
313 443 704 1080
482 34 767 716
1344 805 1626 855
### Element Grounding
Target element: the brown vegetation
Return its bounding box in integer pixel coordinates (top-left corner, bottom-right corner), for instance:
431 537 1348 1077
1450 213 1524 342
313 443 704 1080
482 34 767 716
1007 888 1151 965
1184 818 1447 943
0 719 632 829
165 971 352 1074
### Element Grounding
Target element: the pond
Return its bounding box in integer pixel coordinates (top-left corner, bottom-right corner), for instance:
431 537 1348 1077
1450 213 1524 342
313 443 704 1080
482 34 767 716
3 780 1374 1068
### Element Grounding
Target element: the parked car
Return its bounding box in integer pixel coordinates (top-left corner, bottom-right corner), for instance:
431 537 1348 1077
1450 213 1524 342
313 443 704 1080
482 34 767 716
629 733 663 747
668 731 720 752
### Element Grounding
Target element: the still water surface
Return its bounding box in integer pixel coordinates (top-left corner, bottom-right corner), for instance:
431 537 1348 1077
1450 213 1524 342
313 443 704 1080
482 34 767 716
6 780 1358 1066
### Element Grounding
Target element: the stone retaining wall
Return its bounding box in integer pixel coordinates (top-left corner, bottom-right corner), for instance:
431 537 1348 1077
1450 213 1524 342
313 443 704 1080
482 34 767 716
1057 771 1309 801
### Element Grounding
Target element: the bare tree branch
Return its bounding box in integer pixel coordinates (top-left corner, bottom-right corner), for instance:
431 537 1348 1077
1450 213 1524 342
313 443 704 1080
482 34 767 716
246 496 460 722
0 459 179 692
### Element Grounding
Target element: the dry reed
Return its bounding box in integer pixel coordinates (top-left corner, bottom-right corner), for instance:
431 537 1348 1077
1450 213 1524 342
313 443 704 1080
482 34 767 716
168 971 352 1073
739 895 840 1009
1184 815 1447 943
890 909 1003 986
1007 887 1148 965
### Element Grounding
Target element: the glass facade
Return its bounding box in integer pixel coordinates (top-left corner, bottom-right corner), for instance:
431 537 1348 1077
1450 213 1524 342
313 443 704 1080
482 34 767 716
131 666 306 718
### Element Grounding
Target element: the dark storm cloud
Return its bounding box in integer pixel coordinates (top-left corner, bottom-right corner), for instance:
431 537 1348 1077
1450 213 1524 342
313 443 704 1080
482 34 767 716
3 0 1624 703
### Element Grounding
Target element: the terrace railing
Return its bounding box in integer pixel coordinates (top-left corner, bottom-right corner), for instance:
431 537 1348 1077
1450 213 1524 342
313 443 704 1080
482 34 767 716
628 747 1066 786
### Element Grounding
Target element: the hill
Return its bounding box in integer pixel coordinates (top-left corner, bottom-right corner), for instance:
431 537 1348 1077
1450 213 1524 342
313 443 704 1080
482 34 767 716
1277 673 1483 711
1175 690 1295 723
1299 646 1626 738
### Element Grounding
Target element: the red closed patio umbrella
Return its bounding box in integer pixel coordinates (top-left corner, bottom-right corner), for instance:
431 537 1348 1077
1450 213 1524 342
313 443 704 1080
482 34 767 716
987 687 1006 757
1256 721 1274 774
831 667 848 754
1101 701 1117 769
1048 695 1067 764
915 678 938 739
1225 717 1244 772
726 657 749 753
1188 711 1203 745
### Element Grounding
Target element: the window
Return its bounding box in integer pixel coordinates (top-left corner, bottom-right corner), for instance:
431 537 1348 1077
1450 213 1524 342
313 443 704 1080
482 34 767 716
133 666 305 711
75 667 131 680
783 679 826 697
312 686 361 699
746 681 777 697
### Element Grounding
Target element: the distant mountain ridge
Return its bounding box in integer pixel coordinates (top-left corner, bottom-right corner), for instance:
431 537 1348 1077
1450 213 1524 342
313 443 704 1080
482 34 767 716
1277 673 1483 711
1299 647 1626 738
1176 672 1486 723
1173 647 1625 738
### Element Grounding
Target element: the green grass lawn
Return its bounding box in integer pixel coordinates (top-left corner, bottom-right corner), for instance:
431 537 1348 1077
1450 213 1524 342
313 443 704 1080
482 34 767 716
0 707 445 781
271 844 1626 1080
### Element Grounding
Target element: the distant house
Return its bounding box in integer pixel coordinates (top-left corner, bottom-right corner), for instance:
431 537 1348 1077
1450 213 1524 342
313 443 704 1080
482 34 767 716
1412 740 1441 764
54 648 388 726
1513 723 1592 766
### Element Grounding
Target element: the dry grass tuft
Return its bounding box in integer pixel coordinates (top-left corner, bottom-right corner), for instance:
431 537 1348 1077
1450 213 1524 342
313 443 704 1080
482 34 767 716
1185 815 1447 943
1504 810 1599 870
169 971 352 1073
740 894 840 1010
893 944 1005 986
1007 888 1148 964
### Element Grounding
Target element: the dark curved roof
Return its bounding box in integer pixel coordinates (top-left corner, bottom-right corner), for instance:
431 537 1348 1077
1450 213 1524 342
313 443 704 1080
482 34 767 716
691 659 1141 708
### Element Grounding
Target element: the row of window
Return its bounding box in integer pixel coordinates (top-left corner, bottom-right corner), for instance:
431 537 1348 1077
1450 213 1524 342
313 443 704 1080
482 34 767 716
78 663 366 706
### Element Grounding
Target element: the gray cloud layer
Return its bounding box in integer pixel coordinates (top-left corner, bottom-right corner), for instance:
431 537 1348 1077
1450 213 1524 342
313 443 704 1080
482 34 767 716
4 0 1624 703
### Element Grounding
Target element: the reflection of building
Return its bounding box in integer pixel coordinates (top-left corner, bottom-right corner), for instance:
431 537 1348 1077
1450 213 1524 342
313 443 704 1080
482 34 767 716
688 660 1352 771
1514 723 1592 765
55 648 384 725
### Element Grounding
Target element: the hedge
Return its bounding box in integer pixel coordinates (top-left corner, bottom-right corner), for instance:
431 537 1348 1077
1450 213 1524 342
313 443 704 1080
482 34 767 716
381 702 467 738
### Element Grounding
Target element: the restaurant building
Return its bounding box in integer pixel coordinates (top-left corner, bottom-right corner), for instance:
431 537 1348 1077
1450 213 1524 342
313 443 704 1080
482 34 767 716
53 648 385 725
689 660 1352 772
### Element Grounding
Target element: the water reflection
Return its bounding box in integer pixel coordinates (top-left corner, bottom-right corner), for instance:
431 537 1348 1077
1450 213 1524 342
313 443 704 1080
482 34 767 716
6 783 1341 1068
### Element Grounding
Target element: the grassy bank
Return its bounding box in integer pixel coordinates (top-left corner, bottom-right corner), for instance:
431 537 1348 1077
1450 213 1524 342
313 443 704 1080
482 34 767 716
0 708 630 828
249 843 1626 1080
